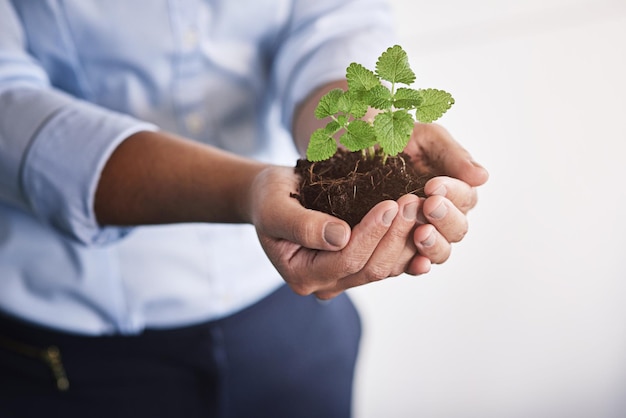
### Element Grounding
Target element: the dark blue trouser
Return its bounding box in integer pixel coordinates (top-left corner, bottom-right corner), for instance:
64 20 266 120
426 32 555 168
0 284 362 418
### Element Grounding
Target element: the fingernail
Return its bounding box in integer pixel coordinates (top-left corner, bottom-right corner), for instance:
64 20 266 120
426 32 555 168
402 202 418 221
324 222 347 247
429 202 448 220
382 208 397 226
421 231 436 247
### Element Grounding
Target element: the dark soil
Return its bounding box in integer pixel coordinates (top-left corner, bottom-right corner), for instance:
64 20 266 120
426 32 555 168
292 149 434 227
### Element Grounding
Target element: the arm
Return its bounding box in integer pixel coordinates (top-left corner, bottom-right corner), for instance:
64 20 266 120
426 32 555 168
94 130 268 226
0 1 423 300
95 128 422 300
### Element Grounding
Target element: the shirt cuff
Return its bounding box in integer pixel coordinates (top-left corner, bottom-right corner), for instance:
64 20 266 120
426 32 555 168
22 97 158 246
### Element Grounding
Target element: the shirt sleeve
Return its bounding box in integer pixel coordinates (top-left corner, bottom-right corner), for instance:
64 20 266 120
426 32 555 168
272 0 398 131
0 1 157 246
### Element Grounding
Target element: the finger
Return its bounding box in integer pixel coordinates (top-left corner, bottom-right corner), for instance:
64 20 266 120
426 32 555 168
391 235 421 277
252 167 351 251
422 195 468 244
407 123 489 187
414 223 452 264
273 207 351 251
263 199 398 297
314 289 343 301
255 222 324 290
335 194 420 290
405 255 431 276
308 199 399 285
424 176 479 214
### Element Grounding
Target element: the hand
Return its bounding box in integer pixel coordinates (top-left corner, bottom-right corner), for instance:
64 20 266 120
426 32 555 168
404 123 489 267
250 166 430 299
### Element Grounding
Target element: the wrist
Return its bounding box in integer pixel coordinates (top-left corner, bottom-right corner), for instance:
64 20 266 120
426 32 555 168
234 162 271 225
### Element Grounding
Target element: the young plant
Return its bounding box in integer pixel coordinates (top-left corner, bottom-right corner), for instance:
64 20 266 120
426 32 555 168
306 45 455 162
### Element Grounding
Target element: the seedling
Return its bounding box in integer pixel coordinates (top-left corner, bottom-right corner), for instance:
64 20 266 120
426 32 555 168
306 45 454 163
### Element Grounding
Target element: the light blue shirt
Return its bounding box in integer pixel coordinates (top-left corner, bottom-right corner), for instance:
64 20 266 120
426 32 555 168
0 0 395 335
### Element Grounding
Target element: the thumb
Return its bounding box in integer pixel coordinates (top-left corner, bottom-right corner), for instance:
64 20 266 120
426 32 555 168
271 199 351 251
251 167 351 251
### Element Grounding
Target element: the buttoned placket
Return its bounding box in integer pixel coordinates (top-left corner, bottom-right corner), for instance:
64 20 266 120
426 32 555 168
169 0 210 138
167 1 231 308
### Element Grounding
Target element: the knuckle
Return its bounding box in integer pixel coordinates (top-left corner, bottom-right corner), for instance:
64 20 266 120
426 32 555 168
450 222 469 243
362 264 391 282
387 224 411 241
390 265 406 277
341 257 366 276
462 189 479 212
290 220 315 246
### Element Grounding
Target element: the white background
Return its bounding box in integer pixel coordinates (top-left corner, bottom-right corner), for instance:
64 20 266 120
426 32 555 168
350 1 626 417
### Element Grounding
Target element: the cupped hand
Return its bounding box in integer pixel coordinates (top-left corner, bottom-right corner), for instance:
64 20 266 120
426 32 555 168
404 123 489 265
249 166 432 299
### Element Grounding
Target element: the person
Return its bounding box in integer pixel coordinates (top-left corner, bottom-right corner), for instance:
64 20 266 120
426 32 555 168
0 1 488 417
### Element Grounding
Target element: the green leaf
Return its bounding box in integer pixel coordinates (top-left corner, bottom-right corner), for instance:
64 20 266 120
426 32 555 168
375 45 415 85
337 92 352 114
338 91 369 119
415 89 455 123
340 120 376 152
314 88 344 119
373 110 414 156
306 121 340 161
364 85 393 110
350 98 369 119
307 127 338 161
393 87 423 109
308 44 455 161
324 120 342 133
335 114 349 126
346 63 380 92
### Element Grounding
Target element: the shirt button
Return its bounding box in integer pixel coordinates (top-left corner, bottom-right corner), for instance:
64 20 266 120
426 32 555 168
183 27 199 49
185 113 204 135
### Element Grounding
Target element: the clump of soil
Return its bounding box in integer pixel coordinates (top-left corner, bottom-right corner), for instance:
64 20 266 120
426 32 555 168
292 149 434 227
